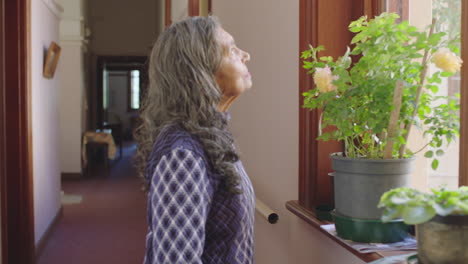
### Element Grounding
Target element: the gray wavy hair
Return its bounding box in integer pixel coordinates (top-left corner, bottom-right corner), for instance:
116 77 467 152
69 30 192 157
134 16 241 194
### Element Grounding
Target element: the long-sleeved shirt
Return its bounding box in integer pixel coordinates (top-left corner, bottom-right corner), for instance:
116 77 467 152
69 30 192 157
143 123 255 264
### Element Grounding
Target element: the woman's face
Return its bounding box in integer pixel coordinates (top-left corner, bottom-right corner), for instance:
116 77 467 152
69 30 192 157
214 28 252 97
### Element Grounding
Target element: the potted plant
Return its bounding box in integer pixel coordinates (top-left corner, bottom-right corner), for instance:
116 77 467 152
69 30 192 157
301 12 461 221
379 186 468 264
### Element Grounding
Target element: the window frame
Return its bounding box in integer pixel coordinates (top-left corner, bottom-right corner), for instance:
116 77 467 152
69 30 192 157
298 0 468 209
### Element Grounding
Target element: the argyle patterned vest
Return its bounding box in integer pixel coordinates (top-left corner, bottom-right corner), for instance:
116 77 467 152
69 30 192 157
143 123 255 264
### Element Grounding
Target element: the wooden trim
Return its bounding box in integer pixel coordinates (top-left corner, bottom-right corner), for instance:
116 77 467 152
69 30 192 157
286 201 384 263
401 0 409 21
460 0 468 187
188 0 200 16
386 0 409 22
165 0 171 27
208 0 212 14
61 173 83 181
298 0 318 210
0 0 6 262
108 72 128 77
35 207 63 259
1 0 35 263
299 0 384 209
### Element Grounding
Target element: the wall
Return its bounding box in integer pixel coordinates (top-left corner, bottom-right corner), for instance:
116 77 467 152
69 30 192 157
214 1 362 263
87 0 163 128
58 44 85 173
31 0 63 244
88 0 160 56
59 0 88 173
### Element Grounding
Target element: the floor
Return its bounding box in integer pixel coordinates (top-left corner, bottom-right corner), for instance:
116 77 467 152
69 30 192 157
36 142 148 264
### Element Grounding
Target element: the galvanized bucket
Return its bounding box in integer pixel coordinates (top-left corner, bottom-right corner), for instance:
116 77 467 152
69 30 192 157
330 153 414 219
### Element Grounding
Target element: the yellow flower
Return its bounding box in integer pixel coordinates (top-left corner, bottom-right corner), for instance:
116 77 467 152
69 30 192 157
433 48 463 73
313 66 338 93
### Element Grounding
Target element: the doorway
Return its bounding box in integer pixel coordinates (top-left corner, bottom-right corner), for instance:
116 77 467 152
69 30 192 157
95 56 147 158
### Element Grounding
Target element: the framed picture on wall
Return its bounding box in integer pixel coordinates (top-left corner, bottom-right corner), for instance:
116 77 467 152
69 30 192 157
43 41 61 79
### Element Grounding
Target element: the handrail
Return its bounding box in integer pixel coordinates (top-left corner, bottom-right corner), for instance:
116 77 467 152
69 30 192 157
255 198 279 224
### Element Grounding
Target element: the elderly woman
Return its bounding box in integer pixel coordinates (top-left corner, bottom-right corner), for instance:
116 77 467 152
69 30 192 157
135 16 254 264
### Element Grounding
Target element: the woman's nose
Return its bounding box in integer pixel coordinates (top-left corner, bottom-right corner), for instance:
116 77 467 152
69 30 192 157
242 50 250 63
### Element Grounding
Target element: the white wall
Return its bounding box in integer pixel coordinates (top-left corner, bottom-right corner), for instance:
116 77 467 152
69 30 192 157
214 1 363 263
59 0 88 173
58 44 84 173
31 0 63 244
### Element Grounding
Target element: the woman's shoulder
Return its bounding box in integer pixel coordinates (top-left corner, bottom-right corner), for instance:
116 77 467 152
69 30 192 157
146 124 207 171
156 123 203 154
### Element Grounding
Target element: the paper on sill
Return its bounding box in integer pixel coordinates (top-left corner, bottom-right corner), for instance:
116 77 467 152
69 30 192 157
367 253 418 264
320 224 417 254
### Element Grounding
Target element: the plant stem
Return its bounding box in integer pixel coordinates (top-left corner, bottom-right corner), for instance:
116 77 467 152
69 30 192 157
384 80 404 159
413 142 431 155
398 18 437 158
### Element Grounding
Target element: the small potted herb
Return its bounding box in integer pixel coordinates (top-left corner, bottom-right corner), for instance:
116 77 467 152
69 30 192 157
379 186 468 264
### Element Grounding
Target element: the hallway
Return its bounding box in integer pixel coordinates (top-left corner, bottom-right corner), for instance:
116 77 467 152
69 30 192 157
36 142 148 264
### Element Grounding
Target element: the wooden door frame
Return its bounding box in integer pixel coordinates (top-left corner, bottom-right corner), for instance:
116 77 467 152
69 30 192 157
1 0 35 263
460 0 468 186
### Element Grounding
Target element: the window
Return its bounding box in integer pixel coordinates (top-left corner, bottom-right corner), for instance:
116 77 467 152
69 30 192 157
103 69 108 110
383 0 462 191
297 0 468 209
129 70 140 110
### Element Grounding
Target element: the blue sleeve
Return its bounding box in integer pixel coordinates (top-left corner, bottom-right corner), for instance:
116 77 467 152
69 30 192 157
144 147 213 264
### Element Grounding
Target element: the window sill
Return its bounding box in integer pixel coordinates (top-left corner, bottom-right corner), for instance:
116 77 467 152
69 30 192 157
285 200 385 263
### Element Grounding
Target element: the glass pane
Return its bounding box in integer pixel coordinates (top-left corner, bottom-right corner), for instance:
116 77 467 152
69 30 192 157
383 0 461 191
131 70 140 109
103 69 108 110
428 0 461 190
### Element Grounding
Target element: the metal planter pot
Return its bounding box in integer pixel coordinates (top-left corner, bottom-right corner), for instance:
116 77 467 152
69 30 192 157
417 215 468 264
330 153 414 219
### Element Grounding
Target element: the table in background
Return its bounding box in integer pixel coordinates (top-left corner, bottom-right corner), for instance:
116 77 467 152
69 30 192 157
102 121 123 159
82 129 117 173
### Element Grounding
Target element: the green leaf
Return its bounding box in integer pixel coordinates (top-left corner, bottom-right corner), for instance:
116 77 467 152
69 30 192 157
424 151 434 158
436 149 444 157
440 72 454 77
350 26 363 33
319 56 333 62
381 208 401 222
432 159 439 170
402 205 436 225
351 33 366 44
433 204 455 216
390 196 411 205
427 85 438 94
